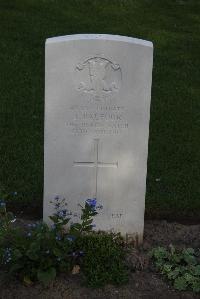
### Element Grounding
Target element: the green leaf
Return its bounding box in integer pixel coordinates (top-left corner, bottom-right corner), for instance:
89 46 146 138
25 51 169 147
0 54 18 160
49 215 58 223
90 211 98 217
26 249 38 261
84 225 93 232
167 267 180 280
53 248 62 257
170 253 181 264
174 276 187 291
183 248 195 255
182 248 197 265
37 268 56 286
7 212 15 221
191 279 200 293
30 242 40 252
161 263 172 274
83 219 93 226
155 261 163 270
193 265 200 276
23 276 33 286
169 244 176 255
62 218 70 225
183 273 194 283
13 249 22 259
151 247 168 260
183 253 197 265
70 223 82 232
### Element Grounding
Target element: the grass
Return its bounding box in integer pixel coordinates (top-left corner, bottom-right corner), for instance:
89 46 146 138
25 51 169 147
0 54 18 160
0 0 200 220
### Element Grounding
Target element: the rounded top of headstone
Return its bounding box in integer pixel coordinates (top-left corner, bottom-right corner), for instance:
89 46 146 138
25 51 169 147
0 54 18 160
46 34 153 48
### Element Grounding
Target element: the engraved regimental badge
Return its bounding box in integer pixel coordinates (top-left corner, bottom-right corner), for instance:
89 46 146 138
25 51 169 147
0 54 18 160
76 56 122 100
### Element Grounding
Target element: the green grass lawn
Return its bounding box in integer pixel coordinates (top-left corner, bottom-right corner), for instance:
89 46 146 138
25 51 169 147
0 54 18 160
0 0 200 220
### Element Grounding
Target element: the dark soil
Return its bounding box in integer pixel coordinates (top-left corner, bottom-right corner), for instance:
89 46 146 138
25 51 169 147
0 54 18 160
0 220 200 299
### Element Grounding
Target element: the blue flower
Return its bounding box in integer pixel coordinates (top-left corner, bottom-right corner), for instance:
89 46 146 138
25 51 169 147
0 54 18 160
3 248 12 263
66 235 76 242
86 198 97 209
62 209 67 216
51 224 56 230
57 209 67 218
0 202 6 207
67 237 73 242
56 235 61 241
27 232 32 237
27 223 37 228
5 248 11 254
57 210 64 217
96 204 103 210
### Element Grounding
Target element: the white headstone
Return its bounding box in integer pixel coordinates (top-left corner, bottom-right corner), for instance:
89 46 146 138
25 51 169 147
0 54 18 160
44 34 153 244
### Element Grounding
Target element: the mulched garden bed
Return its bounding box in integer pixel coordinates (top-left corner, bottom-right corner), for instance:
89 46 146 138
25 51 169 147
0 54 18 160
0 220 199 299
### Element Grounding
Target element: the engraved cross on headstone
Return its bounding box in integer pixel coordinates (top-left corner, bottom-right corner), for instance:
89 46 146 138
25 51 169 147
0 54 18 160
73 139 118 199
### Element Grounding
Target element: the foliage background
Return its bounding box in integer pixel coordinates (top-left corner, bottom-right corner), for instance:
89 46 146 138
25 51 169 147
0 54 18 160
0 0 199 220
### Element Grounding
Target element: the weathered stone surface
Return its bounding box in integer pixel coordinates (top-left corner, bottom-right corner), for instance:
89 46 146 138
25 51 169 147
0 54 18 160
44 34 153 242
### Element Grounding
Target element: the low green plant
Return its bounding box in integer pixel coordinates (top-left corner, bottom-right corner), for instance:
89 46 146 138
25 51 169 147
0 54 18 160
75 233 128 287
150 245 200 293
0 197 128 287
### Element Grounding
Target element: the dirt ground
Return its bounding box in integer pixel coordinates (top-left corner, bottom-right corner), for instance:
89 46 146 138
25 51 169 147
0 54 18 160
0 220 200 299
